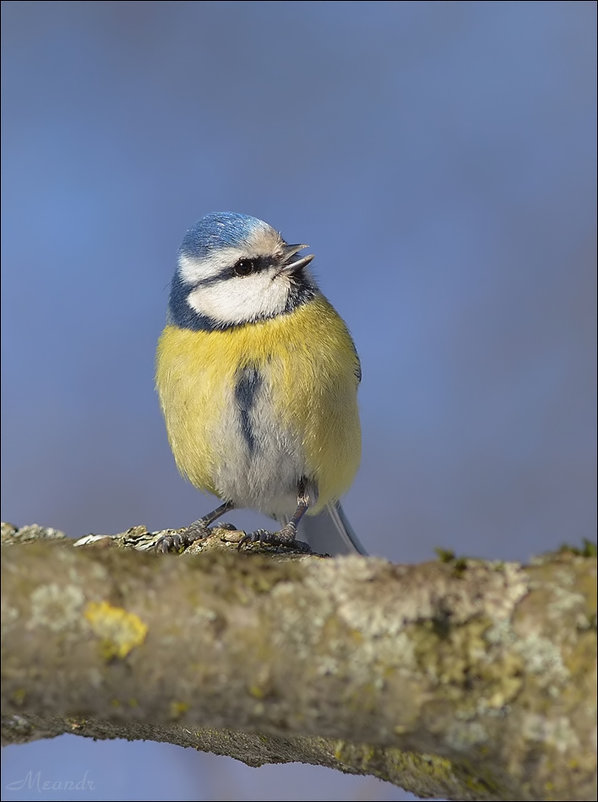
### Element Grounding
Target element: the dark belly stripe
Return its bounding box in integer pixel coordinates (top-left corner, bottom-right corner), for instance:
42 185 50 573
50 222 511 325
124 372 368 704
234 365 262 454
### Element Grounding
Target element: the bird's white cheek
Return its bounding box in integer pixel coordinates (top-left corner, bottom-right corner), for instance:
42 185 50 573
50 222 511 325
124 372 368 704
187 274 290 325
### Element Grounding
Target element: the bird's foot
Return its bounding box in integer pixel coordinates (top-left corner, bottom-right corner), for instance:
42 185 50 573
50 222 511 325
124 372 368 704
155 519 211 554
237 523 311 553
213 522 239 532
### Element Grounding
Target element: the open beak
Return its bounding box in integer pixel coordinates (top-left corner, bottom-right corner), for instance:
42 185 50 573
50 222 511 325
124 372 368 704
278 243 315 274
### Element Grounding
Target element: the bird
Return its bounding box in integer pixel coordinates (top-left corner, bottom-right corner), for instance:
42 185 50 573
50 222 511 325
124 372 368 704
155 212 365 555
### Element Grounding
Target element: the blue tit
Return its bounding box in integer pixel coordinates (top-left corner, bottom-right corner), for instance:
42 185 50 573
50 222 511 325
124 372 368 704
155 212 365 555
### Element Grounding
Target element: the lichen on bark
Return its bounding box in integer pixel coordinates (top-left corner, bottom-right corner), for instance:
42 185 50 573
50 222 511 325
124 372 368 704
1 523 596 801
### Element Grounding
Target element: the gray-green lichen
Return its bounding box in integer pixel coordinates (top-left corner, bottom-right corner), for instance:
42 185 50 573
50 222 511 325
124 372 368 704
29 584 85 632
1 524 596 801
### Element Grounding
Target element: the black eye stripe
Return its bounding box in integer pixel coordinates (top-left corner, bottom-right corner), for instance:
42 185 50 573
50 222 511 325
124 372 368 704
190 256 273 288
231 255 271 278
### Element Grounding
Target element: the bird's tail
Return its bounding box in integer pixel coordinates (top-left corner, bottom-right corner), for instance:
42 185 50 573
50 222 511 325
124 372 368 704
299 501 367 555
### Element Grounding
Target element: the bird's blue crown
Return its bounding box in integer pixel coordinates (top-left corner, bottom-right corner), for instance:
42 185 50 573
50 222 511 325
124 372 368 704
179 212 267 259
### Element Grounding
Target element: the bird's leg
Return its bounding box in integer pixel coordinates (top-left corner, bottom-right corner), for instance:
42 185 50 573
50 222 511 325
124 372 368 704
278 478 310 541
156 500 235 553
239 479 311 552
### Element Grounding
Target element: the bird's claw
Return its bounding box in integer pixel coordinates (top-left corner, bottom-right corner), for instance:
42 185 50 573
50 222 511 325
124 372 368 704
237 524 311 552
155 520 211 553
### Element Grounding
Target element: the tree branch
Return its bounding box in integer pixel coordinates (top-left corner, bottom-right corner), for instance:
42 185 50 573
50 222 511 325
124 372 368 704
1 523 596 801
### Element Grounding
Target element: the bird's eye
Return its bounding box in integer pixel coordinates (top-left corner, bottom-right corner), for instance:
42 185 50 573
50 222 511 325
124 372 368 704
233 259 256 277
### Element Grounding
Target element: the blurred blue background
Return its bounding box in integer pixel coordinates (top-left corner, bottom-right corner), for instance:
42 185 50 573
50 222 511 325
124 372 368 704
1 1 596 800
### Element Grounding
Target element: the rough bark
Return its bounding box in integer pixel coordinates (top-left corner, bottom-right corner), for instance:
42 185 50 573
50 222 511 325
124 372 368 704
1 523 596 801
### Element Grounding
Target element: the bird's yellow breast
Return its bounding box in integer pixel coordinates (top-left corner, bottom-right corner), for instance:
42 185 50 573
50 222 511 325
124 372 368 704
155 294 361 513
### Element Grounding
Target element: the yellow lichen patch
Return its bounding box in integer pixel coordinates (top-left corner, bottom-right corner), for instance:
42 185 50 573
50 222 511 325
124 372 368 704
84 601 148 660
334 739 353 762
169 700 190 719
249 684 266 699
11 688 26 706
